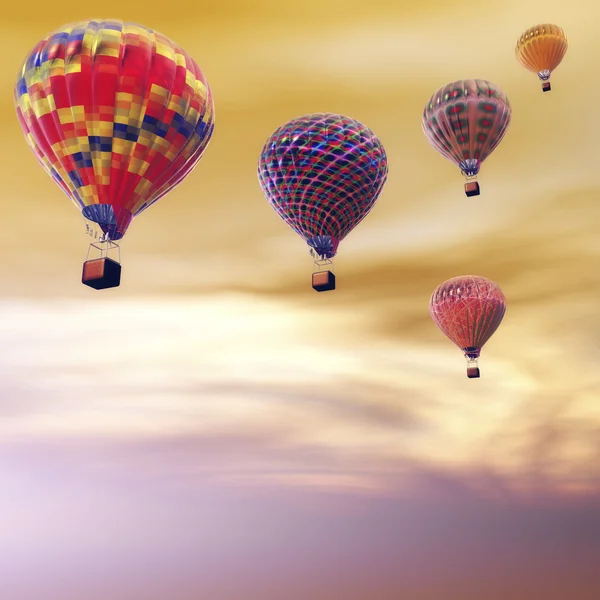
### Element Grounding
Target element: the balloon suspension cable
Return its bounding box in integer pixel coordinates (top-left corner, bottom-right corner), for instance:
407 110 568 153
85 238 121 263
82 216 120 262
310 248 334 273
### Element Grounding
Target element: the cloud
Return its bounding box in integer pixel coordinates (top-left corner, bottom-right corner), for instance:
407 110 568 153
1 292 599 501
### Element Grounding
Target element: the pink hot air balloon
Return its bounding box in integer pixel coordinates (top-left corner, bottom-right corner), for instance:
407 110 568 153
429 275 506 378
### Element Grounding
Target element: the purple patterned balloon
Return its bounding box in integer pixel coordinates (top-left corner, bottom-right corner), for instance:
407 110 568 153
258 113 388 259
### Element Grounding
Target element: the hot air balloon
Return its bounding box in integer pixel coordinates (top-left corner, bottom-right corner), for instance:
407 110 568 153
15 19 214 290
430 275 506 379
258 113 388 292
516 24 568 92
422 79 511 198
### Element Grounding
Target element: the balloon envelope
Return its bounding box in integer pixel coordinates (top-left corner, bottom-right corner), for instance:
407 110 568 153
422 79 511 179
15 19 215 240
429 275 506 359
516 24 568 81
258 113 387 259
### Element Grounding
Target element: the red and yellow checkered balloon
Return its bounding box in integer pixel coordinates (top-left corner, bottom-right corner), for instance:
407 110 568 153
15 19 215 240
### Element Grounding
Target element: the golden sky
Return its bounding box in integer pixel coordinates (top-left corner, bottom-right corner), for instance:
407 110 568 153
2 0 600 598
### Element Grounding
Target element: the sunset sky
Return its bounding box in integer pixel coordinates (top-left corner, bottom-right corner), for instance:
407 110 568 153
2 0 600 598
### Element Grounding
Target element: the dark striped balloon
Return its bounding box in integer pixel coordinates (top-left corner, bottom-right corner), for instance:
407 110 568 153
422 79 511 188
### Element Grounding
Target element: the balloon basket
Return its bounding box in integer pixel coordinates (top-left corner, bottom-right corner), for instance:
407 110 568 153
466 358 480 379
464 181 480 197
542 82 551 92
467 366 480 378
82 240 121 290
312 270 336 292
312 257 335 292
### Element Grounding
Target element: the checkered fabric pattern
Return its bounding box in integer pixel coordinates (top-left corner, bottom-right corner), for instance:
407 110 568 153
15 19 214 240
257 113 388 258
422 79 511 177
429 275 506 359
